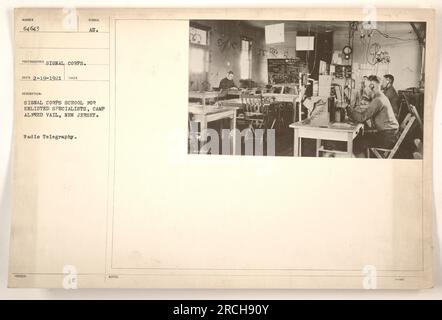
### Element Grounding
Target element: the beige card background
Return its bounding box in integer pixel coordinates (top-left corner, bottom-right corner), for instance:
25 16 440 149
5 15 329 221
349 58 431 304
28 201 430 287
7 7 435 289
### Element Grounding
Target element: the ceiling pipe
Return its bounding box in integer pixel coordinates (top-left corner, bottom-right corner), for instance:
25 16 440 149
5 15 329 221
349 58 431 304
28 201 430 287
410 23 425 88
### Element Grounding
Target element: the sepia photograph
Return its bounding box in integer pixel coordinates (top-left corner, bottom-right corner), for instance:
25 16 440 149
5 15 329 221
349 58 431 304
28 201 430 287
188 20 425 158
5 7 436 292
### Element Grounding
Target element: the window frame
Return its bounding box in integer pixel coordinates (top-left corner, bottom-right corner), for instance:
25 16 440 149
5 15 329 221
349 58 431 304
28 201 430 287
189 22 211 47
240 37 253 80
188 23 211 75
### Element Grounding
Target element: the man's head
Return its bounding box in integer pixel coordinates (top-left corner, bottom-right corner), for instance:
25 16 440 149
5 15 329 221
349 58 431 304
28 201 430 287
361 76 369 88
368 75 382 94
382 74 394 89
227 71 234 80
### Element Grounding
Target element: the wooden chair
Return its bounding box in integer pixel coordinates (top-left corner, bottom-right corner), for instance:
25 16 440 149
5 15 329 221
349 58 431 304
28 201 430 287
413 138 423 159
236 94 273 153
399 93 422 130
368 113 416 159
409 104 423 132
238 93 271 130
271 85 284 94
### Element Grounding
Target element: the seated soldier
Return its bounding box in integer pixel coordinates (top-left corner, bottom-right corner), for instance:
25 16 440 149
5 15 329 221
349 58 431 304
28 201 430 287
346 75 399 158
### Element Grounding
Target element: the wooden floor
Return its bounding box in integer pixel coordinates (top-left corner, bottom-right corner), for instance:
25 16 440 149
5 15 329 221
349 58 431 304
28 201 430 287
201 120 319 157
196 118 418 158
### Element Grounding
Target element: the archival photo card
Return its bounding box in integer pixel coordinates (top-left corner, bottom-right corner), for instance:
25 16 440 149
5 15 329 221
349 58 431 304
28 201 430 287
8 7 434 289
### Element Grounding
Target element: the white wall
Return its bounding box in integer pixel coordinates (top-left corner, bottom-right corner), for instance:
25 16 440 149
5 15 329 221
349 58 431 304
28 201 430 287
189 20 266 89
333 22 424 90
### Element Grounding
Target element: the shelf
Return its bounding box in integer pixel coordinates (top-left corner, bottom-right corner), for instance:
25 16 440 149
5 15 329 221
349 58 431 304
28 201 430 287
317 146 349 154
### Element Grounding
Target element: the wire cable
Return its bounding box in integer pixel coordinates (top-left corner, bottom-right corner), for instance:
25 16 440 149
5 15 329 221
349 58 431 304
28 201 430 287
372 29 418 42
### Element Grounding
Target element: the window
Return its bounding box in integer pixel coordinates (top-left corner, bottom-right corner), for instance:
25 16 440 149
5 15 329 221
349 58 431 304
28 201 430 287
240 39 252 79
189 25 210 74
189 47 208 74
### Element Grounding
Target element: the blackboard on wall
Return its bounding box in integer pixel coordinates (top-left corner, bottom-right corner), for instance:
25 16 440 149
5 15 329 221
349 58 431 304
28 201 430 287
267 58 307 84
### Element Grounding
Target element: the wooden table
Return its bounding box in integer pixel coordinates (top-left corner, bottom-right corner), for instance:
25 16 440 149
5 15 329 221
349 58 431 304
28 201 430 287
188 91 221 106
219 93 298 106
188 104 238 154
263 93 297 103
289 117 364 157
